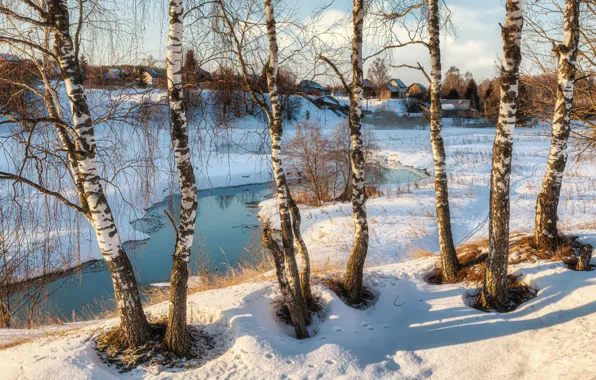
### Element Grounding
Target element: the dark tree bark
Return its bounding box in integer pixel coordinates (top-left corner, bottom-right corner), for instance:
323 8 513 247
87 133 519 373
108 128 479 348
264 0 310 335
477 0 523 312
262 226 309 338
289 195 313 307
164 0 198 356
344 0 370 305
576 245 593 271
428 0 459 282
534 0 580 252
47 0 151 347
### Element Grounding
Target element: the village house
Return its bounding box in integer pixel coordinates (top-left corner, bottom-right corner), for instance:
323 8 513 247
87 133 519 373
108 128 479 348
440 99 479 118
362 79 377 98
406 83 427 99
380 78 408 99
298 80 327 96
144 68 167 87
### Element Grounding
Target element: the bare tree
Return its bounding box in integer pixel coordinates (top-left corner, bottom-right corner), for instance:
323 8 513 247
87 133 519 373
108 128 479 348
342 0 370 305
383 0 461 282
0 0 151 346
264 0 310 337
427 0 459 282
534 0 580 252
367 57 390 97
164 0 199 356
214 0 312 336
476 0 524 311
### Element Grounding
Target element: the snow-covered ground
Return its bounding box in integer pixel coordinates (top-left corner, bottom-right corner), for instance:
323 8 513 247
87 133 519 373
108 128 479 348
262 126 596 268
1 256 595 379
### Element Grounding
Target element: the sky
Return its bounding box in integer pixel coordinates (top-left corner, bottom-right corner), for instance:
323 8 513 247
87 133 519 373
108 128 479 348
137 0 508 85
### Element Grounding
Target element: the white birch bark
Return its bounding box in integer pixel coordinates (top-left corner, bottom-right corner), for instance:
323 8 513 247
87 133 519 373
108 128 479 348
164 0 199 355
264 0 310 338
47 0 150 347
428 0 460 282
534 0 580 252
344 0 370 304
477 0 524 311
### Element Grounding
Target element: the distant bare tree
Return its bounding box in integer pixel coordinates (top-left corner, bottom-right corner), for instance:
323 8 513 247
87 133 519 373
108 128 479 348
367 57 390 97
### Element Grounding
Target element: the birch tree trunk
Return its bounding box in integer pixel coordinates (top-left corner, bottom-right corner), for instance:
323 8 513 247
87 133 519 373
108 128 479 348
289 196 313 307
264 0 310 337
164 0 198 356
262 226 309 338
47 0 151 346
428 0 459 282
344 0 370 304
477 0 524 311
534 0 580 252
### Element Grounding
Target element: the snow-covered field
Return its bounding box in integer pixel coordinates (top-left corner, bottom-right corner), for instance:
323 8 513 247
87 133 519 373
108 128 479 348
262 126 596 268
2 92 596 378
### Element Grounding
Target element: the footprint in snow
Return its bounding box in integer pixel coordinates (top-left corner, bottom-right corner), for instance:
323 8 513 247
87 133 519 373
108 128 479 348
286 360 292 364
367 326 375 331
325 360 334 365
318 335 327 340
361 322 369 327
265 353 273 359
332 326 342 332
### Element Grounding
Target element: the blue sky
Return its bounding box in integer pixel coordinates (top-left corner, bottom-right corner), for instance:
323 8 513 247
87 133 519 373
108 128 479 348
137 0 508 84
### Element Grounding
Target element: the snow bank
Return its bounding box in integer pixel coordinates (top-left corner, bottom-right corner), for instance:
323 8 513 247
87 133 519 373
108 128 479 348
1 255 595 379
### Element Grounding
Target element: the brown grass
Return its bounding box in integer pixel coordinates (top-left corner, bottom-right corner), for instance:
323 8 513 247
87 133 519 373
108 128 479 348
95 320 221 373
426 234 592 286
0 337 34 350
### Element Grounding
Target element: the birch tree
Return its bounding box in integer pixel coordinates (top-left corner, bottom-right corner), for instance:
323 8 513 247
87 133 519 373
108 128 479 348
342 0 370 305
476 0 524 311
0 0 151 347
164 0 199 355
427 0 459 282
534 0 580 252
264 0 310 336
215 0 311 337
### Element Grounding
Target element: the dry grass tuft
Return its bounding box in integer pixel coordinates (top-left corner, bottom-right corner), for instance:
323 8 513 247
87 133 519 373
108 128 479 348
95 320 222 373
471 274 538 313
0 337 34 350
426 233 593 286
410 248 436 260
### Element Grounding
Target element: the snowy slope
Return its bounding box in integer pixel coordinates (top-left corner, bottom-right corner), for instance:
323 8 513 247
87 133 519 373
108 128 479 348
0 87 345 282
1 255 595 379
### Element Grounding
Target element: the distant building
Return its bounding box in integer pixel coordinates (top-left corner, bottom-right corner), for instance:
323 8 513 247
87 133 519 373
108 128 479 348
0 53 22 65
362 79 377 98
144 68 166 87
380 79 408 99
441 99 471 111
104 70 120 81
299 80 326 96
406 83 427 99
440 99 478 118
